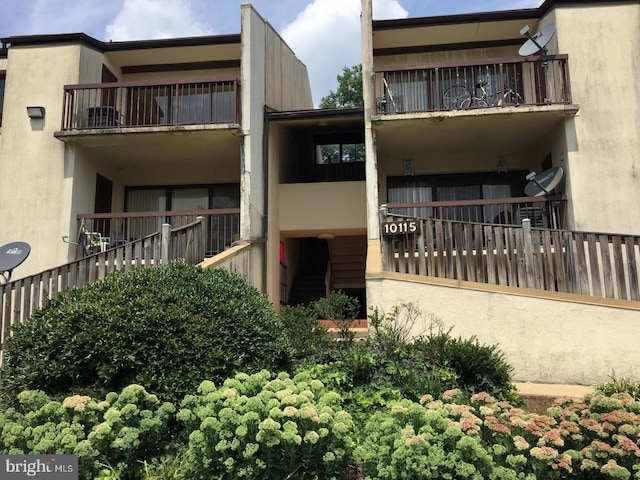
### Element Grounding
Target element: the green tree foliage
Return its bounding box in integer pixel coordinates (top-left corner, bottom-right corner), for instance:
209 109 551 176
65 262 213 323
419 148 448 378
0 262 291 403
319 64 363 108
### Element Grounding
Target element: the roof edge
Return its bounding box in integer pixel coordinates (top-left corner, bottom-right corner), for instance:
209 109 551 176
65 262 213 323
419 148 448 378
1 32 241 52
372 0 636 30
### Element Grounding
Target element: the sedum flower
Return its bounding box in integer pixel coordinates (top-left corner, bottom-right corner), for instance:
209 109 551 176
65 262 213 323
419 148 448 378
62 395 92 412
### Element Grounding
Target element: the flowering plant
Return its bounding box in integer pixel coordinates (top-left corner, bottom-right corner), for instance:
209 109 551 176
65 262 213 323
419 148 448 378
177 370 355 479
354 388 640 480
0 385 175 480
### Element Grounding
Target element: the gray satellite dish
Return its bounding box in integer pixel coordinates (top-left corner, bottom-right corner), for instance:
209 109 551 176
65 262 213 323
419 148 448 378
518 23 556 56
525 166 564 197
0 241 31 284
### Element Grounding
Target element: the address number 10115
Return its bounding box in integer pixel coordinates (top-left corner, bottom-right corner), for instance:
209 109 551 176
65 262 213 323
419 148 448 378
382 220 418 236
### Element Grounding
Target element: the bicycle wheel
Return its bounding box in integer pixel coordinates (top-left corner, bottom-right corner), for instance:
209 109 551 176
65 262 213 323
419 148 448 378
443 86 471 109
503 90 523 106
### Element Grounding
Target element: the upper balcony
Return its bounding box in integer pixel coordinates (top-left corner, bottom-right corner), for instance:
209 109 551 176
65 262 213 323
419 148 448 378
59 77 240 133
372 55 572 116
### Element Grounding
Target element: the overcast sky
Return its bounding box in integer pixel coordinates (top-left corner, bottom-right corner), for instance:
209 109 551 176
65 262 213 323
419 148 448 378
1 0 542 106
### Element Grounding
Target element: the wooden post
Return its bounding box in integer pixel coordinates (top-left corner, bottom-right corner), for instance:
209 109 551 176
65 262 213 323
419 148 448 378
522 218 536 288
161 223 171 266
379 205 393 271
196 216 205 261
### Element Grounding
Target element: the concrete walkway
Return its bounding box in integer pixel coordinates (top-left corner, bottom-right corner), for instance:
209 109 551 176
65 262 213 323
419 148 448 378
514 383 595 414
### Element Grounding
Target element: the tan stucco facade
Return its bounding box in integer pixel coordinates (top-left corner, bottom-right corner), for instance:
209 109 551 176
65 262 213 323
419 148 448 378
361 0 640 385
367 271 640 385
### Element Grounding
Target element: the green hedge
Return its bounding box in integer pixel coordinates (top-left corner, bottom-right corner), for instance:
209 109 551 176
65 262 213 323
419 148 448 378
1 263 292 403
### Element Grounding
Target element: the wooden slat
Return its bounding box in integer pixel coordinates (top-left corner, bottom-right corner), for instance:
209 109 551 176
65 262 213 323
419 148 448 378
531 230 544 290
2 284 13 349
13 280 22 326
51 267 59 297
88 255 97 283
495 227 508 286
626 236 639 301
541 230 556 291
124 243 133 272
553 231 568 293
407 233 416 275
445 222 454 278
463 223 474 282
573 233 590 295
416 220 427 276
435 221 445 277
425 219 435 276
22 280 32 320
611 236 627 300
397 237 407 274
485 226 496 284
587 234 602 297
474 224 485 283
31 274 41 313
41 271 50 306
513 229 525 288
505 228 518 287
453 224 465 281
599 234 614 298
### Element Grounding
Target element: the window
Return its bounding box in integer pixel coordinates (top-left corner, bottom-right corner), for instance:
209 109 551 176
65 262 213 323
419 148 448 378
125 184 240 254
0 74 5 126
315 132 365 165
387 171 527 222
125 184 239 212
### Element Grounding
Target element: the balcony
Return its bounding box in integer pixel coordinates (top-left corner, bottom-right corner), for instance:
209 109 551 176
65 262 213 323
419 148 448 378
384 195 567 230
373 56 571 114
61 78 240 131
76 209 240 257
379 200 640 302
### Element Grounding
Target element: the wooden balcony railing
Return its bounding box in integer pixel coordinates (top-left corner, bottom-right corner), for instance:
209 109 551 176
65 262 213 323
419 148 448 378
385 195 567 230
61 77 240 130
379 212 640 302
1 219 206 358
373 55 571 114
77 209 240 257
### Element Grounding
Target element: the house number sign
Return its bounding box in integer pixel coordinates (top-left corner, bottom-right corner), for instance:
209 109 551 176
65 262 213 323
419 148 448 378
382 220 418 236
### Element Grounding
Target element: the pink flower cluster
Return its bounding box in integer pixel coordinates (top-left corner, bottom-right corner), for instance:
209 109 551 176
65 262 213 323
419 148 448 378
432 389 640 478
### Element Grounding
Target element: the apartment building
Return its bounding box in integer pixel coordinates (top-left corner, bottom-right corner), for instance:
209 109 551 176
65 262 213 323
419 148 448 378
359 0 640 384
1 0 639 385
0 5 312 291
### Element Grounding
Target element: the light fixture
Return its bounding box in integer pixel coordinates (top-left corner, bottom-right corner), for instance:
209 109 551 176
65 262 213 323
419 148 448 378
317 232 335 240
27 106 45 119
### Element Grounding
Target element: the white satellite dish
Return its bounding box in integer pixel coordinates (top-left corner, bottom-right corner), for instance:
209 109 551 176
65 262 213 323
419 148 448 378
524 166 564 197
518 23 556 56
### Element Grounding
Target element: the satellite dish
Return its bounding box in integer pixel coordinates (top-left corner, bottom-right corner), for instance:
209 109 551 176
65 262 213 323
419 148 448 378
525 166 564 197
518 23 556 56
0 241 31 284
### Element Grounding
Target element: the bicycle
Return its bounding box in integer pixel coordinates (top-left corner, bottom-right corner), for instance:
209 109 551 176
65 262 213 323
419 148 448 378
443 79 524 109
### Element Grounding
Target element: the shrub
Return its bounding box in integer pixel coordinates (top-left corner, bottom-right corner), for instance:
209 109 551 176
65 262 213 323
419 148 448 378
410 330 519 403
0 385 175 480
279 304 335 367
595 377 640 399
354 396 528 479
313 291 361 346
1 262 292 403
176 370 355 479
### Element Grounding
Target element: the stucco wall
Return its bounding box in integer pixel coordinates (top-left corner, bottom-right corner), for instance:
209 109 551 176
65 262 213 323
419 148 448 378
554 4 640 235
367 273 640 385
0 44 85 277
278 181 367 233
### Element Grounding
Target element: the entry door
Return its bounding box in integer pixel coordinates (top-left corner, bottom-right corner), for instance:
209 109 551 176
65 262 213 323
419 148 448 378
94 174 113 238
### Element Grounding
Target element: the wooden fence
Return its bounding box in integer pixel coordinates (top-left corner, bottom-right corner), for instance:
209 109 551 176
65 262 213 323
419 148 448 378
0 219 206 356
380 212 640 301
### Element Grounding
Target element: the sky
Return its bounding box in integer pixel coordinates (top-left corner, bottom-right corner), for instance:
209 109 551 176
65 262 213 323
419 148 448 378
0 0 543 106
